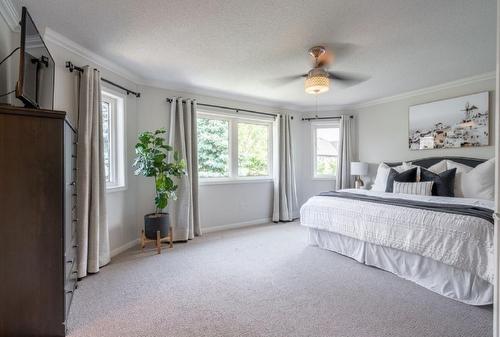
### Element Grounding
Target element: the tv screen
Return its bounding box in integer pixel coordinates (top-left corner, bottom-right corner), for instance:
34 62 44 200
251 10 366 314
16 7 54 110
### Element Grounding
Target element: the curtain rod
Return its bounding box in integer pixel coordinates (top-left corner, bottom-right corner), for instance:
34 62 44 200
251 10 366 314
166 98 288 119
65 61 141 98
301 115 354 121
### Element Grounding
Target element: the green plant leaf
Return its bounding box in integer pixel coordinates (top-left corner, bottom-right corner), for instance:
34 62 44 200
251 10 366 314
133 128 187 212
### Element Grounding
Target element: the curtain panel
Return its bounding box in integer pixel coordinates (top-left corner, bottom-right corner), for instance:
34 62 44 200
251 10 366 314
76 66 110 278
335 115 354 190
168 98 201 241
272 113 298 222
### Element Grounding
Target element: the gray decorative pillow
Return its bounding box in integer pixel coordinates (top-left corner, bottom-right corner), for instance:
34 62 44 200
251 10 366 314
393 181 434 196
385 167 418 192
420 168 456 197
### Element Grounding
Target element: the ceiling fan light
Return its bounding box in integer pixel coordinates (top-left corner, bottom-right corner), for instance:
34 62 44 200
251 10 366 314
304 74 330 95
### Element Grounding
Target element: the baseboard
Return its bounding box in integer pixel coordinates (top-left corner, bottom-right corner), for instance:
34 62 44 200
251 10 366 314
111 217 286 254
202 217 272 233
110 238 139 257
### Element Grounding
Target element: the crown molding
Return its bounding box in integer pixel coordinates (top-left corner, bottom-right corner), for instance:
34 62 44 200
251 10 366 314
43 27 145 85
0 0 20 32
41 27 305 112
24 25 498 114
351 71 496 110
299 104 354 113
140 78 306 113
298 71 496 112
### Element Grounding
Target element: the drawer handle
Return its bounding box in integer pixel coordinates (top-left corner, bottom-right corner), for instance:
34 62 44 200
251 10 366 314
72 270 78 275
71 154 77 158
73 244 78 248
67 259 73 264
72 218 78 222
66 290 73 294
70 181 76 186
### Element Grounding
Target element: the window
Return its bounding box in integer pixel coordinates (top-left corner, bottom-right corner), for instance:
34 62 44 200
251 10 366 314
197 111 273 182
101 90 126 190
197 116 230 178
312 122 340 179
238 122 269 177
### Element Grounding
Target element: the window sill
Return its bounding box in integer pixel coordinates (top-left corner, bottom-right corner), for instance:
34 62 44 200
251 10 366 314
199 178 273 186
106 185 127 193
312 176 336 181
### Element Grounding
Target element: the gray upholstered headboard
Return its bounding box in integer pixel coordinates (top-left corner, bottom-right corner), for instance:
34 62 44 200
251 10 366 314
386 156 486 168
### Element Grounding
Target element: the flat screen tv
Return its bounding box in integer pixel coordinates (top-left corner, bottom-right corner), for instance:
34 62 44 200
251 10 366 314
16 7 54 110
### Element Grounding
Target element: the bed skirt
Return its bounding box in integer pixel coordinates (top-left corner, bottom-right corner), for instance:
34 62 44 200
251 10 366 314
308 228 493 306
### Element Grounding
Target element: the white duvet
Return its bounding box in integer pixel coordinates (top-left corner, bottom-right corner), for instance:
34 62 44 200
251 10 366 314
300 189 495 283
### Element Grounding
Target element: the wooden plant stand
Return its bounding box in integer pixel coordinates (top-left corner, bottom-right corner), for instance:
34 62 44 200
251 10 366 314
140 227 173 254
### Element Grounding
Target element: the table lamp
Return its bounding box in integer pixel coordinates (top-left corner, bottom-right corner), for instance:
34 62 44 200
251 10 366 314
350 162 368 189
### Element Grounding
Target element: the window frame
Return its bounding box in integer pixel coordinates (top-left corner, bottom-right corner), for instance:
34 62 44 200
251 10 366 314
102 88 127 192
197 110 274 185
311 121 340 180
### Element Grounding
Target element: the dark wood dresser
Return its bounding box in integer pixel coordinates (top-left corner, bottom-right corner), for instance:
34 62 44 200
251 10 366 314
0 106 78 337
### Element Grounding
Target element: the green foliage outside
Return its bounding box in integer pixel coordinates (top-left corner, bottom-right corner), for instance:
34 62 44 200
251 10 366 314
238 123 268 176
133 129 186 213
101 101 111 182
317 156 337 176
197 118 269 178
197 118 229 177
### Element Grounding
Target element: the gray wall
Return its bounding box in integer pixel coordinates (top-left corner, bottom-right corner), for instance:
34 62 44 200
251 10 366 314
43 41 141 255
136 85 304 232
0 12 496 254
297 110 357 204
356 77 496 185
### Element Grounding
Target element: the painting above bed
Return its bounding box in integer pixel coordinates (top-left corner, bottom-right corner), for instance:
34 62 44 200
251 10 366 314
409 91 489 150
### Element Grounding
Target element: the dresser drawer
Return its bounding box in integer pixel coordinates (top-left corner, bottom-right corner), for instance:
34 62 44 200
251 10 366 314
65 248 77 279
65 224 77 254
65 275 77 320
65 250 76 279
64 219 77 254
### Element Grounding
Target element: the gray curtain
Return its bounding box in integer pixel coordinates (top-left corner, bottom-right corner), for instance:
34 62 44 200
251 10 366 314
168 98 201 241
76 66 110 278
272 113 298 222
335 115 354 190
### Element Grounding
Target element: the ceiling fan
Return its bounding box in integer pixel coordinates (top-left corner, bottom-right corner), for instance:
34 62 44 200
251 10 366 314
270 45 368 95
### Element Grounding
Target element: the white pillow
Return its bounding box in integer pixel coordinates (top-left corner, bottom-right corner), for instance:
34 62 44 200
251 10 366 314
371 162 415 192
427 160 447 174
446 158 494 200
445 160 472 197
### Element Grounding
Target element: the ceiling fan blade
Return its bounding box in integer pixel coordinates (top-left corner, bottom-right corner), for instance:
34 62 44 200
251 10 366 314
322 42 358 63
264 74 306 87
327 71 370 86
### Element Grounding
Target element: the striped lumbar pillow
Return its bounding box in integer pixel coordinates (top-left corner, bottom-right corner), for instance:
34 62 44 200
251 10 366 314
393 181 434 196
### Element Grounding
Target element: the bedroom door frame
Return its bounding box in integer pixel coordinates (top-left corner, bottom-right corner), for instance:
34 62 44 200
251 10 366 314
495 1 500 336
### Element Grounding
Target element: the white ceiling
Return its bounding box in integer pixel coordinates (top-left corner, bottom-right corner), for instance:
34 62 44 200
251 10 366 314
10 0 497 109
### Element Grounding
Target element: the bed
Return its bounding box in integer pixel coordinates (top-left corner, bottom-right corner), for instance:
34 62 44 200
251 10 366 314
300 157 495 305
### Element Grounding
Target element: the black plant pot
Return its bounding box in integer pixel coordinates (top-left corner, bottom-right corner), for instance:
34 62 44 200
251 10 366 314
144 213 170 240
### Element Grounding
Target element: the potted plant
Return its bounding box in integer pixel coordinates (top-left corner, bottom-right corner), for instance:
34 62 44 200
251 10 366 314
133 129 186 239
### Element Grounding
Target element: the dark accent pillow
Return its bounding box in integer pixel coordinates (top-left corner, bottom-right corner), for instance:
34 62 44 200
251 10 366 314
385 167 418 192
420 168 457 197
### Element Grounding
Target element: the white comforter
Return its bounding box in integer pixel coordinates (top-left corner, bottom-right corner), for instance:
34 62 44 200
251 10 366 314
300 189 495 283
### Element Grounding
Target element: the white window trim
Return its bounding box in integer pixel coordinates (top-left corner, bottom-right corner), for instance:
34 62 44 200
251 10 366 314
102 88 127 192
197 110 274 185
312 121 340 180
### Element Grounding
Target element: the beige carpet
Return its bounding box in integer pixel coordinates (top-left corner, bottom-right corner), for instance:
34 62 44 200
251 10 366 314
67 222 492 337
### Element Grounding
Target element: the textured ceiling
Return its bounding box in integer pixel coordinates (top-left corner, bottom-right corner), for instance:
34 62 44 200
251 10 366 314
11 0 497 109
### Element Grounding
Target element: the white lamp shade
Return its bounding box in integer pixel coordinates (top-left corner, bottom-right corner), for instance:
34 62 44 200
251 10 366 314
350 162 368 176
